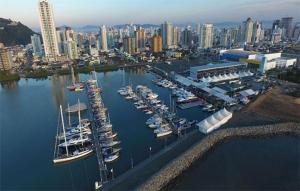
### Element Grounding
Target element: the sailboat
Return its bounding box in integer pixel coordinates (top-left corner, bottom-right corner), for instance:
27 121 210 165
59 100 92 147
53 105 93 164
67 67 84 92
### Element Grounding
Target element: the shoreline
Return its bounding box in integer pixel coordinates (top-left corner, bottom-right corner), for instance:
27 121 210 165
137 122 300 191
0 63 147 82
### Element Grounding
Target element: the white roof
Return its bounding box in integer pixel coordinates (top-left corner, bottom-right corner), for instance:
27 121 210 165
175 75 193 86
239 89 256 97
197 108 233 134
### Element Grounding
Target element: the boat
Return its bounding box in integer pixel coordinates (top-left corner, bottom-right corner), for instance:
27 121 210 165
53 148 93 164
202 104 213 111
104 153 119 163
53 105 93 164
102 147 121 156
101 141 121 147
67 67 84 92
57 127 91 141
155 128 172 137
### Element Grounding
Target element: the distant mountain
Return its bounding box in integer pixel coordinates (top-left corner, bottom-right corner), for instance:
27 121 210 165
0 18 36 46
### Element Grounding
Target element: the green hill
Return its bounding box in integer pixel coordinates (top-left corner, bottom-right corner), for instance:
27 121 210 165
0 18 36 46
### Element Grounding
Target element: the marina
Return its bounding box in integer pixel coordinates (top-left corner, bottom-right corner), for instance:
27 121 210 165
1 68 299 190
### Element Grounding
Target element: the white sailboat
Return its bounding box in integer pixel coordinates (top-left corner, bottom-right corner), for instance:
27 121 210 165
53 105 93 164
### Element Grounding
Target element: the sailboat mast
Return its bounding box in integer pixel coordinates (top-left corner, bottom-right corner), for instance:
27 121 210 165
68 103 71 127
78 99 83 143
60 105 69 156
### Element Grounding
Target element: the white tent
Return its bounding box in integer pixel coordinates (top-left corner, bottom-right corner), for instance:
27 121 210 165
197 108 233 134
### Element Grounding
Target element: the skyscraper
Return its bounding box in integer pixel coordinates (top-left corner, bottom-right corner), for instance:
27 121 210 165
173 27 181 46
220 28 230 48
252 21 262 43
199 24 214 49
182 27 192 47
99 25 108 51
65 27 78 60
56 27 67 55
242 17 254 44
31 34 43 57
38 0 59 61
272 20 281 31
161 21 174 49
152 34 162 53
135 27 145 51
281 17 293 39
123 36 136 55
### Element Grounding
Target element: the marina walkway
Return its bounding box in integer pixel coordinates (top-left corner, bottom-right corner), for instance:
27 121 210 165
103 128 202 190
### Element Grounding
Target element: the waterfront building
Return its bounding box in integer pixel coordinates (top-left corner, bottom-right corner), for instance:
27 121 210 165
190 62 247 79
152 34 162 53
38 0 60 61
281 17 293 39
199 24 214 49
123 36 136 55
242 17 254 44
135 27 146 52
161 21 174 49
31 34 43 57
99 25 108 51
0 46 13 71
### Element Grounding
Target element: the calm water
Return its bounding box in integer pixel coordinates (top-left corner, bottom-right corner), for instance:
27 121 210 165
0 68 208 190
171 136 300 190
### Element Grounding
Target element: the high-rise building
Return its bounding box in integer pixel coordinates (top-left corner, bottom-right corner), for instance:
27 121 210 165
242 17 254 44
0 46 13 71
38 0 59 61
123 36 136 55
99 25 108 51
293 23 300 41
161 21 174 49
272 20 281 31
135 27 145 51
65 27 78 60
281 17 293 39
152 34 162 53
173 27 181 46
230 28 239 45
182 27 193 47
220 28 230 48
252 21 262 43
56 27 67 55
31 34 43 57
199 24 214 49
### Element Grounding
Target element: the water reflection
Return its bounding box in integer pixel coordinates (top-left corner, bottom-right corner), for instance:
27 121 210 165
0 81 18 90
50 75 69 110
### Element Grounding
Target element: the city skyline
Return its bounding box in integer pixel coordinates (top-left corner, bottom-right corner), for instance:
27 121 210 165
1 0 300 30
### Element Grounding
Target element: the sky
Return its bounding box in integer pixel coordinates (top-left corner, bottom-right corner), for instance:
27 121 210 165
1 0 300 29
